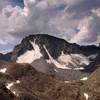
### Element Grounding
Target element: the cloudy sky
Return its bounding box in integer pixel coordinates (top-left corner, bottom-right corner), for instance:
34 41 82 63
0 0 100 53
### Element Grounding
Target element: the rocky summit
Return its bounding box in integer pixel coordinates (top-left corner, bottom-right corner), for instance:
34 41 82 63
0 34 100 100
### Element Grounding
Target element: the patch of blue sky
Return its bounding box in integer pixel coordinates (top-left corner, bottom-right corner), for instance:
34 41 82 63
11 0 24 7
54 4 67 11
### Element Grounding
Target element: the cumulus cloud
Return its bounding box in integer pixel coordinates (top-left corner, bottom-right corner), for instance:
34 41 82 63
0 0 12 9
0 0 100 53
0 0 67 38
0 33 16 45
70 8 100 45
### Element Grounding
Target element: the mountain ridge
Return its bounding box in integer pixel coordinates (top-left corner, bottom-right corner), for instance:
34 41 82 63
0 34 100 62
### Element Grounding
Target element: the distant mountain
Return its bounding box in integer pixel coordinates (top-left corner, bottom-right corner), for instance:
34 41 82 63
0 52 12 61
0 34 100 81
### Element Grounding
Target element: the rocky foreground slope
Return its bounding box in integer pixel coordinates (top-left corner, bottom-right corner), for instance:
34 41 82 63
0 61 100 100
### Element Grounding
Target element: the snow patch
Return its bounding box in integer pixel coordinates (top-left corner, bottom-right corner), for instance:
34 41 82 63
6 80 20 97
84 93 89 100
58 51 74 66
44 46 89 70
88 54 98 59
58 52 90 68
17 41 43 63
46 59 52 64
43 46 72 69
64 81 70 83
54 69 58 72
0 68 7 73
80 77 88 81
12 90 19 97
6 82 14 90
74 67 84 70
16 80 20 84
73 54 89 66
12 91 16 95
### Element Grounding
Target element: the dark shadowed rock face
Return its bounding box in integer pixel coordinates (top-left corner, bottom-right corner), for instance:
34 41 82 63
0 61 99 100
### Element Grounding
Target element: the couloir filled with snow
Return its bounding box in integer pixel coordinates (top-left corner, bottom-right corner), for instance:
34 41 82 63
17 41 43 63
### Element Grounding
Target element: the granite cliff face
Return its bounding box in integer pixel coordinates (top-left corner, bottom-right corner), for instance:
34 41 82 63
0 34 100 100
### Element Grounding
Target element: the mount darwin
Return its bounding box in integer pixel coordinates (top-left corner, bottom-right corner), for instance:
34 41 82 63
0 34 100 100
